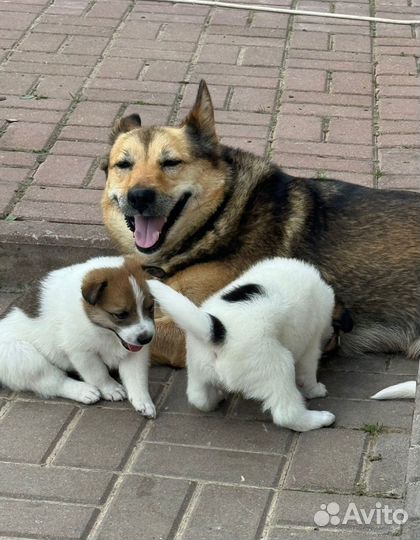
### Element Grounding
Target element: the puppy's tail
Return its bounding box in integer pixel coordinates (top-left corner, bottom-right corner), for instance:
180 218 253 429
147 280 226 345
371 381 416 400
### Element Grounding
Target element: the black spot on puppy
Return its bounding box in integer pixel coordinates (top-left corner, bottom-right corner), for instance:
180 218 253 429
209 314 226 344
222 283 265 303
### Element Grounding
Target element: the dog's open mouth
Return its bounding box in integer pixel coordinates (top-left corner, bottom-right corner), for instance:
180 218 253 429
125 192 191 254
120 337 143 353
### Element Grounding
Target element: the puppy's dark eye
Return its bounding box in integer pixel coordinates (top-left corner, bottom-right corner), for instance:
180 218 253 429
115 160 133 170
144 301 154 316
161 159 182 169
112 311 130 320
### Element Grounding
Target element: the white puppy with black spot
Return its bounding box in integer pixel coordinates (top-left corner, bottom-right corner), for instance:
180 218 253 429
149 257 336 432
0 255 156 417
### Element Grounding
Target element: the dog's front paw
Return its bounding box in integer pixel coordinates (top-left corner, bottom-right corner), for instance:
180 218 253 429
100 380 127 401
131 397 156 419
302 382 328 399
71 382 101 404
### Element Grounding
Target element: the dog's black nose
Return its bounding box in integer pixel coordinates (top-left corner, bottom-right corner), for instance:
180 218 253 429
127 188 156 213
136 331 154 345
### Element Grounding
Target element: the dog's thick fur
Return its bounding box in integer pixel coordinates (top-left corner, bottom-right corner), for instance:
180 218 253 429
102 80 420 368
0 256 156 417
149 258 336 432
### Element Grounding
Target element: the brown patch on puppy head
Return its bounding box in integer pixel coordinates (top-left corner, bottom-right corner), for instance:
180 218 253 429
81 257 153 330
111 113 142 144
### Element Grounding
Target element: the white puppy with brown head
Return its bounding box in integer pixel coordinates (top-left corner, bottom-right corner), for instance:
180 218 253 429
0 255 156 417
149 257 336 432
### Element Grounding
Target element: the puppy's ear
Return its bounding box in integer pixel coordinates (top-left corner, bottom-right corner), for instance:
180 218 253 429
110 113 141 143
182 80 218 148
82 276 108 306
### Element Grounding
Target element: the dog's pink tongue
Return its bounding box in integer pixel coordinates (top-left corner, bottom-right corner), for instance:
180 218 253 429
134 216 167 249
128 344 143 353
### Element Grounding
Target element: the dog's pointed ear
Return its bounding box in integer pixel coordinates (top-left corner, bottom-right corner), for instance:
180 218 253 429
82 275 108 306
182 80 217 146
99 155 109 176
110 113 141 143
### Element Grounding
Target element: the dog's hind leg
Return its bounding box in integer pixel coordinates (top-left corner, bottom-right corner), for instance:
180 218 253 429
0 341 101 403
229 340 335 432
295 338 326 399
186 336 225 412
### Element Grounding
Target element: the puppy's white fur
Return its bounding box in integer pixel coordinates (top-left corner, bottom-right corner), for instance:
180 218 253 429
0 256 155 418
148 257 336 431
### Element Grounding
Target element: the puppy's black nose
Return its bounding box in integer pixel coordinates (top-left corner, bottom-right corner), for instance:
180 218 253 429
127 188 156 213
136 331 154 345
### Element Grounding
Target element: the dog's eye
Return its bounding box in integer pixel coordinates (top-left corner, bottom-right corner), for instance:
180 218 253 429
144 301 154 316
115 160 133 170
161 159 183 169
112 311 130 320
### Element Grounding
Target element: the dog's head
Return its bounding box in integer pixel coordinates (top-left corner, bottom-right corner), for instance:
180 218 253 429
102 80 227 256
81 255 155 352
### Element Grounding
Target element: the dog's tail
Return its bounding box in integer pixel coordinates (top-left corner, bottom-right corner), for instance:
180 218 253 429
147 280 226 345
371 381 416 400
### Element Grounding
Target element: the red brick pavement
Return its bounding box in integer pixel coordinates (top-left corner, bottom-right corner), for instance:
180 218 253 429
0 1 419 539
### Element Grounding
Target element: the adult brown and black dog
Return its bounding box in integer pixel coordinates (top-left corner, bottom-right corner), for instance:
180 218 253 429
101 80 420 368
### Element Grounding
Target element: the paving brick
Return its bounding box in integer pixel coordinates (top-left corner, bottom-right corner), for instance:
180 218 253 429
275 153 372 175
379 98 420 121
133 442 283 487
96 475 193 540
377 55 418 75
290 31 329 50
199 44 240 64
144 60 189 82
0 150 37 168
34 22 114 38
0 106 64 124
0 462 114 504
19 32 66 53
0 166 29 185
10 50 98 67
0 182 20 217
388 356 420 376
181 83 229 109
50 140 109 157
230 87 276 113
0 498 95 539
284 91 371 108
285 429 366 491
60 125 109 143
23 186 101 204
367 433 410 497
309 397 413 430
54 407 146 470
184 484 270 540
0 73 38 95
63 35 110 55
161 22 203 42
274 141 372 160
241 46 284 67
274 115 323 142
86 0 130 19
0 401 75 463
328 118 373 145
36 75 85 99
284 68 327 92
83 87 175 105
332 72 372 94
380 148 420 176
13 199 103 225
34 154 94 187
95 57 144 79
0 121 55 151
68 100 121 126
288 58 371 73
0 12 37 31
146 413 292 454
281 103 372 120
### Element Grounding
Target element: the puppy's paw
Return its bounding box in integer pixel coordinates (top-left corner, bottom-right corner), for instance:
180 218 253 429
100 380 127 401
302 382 328 399
292 410 335 432
72 382 101 404
131 397 156 418
187 386 224 412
